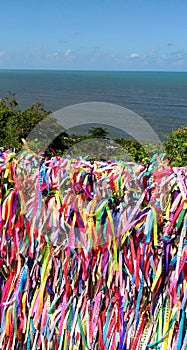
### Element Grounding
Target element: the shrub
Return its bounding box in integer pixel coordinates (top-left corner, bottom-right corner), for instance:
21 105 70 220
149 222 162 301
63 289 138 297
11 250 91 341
164 126 187 167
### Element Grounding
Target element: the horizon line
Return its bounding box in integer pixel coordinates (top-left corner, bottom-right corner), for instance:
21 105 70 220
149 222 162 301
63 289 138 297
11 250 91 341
0 68 187 73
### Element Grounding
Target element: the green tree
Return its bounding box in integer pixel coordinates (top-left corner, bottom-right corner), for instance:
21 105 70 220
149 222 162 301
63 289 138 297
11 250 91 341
88 127 109 139
164 126 187 166
0 95 50 150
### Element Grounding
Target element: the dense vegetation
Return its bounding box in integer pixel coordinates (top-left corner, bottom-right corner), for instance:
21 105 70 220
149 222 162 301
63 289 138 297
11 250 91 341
0 94 186 166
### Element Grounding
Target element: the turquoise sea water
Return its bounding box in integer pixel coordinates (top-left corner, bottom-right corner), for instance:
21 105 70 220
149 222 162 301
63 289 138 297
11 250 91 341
0 70 187 140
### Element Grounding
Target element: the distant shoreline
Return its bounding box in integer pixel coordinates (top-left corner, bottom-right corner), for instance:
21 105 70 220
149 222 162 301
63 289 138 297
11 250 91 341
0 68 187 73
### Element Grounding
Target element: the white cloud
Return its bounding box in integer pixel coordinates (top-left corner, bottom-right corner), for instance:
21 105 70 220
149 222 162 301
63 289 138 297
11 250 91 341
0 50 5 57
129 53 140 59
1 47 186 70
64 49 72 57
46 52 58 58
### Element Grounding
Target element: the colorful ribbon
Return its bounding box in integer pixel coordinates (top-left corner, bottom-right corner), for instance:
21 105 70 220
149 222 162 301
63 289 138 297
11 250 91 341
0 148 186 349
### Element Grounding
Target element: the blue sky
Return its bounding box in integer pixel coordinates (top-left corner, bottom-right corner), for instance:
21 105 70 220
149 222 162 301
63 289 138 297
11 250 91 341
0 0 187 71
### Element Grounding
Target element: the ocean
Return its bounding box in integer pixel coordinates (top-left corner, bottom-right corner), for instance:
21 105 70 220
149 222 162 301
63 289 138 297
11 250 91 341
0 69 187 141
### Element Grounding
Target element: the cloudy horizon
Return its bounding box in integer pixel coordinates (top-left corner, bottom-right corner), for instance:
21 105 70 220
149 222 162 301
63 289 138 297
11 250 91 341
0 0 186 71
